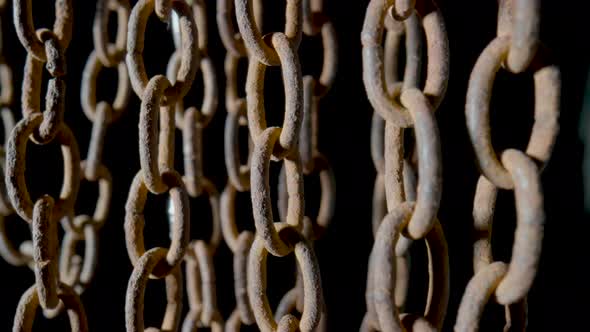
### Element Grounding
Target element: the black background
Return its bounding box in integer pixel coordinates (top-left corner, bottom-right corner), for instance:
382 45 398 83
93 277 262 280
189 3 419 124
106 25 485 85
0 0 589 331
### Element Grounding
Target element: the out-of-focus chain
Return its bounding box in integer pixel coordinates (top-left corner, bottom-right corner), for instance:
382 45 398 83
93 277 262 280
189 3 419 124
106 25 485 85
455 0 560 330
217 0 260 330
361 0 450 331
6 0 90 330
0 0 17 266
275 0 336 329
168 1 224 330
221 0 325 331
55 0 131 305
123 0 198 331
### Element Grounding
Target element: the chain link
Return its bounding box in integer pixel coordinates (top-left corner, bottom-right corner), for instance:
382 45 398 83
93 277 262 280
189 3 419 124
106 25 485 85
4 0 89 328
362 1 449 330
455 0 560 330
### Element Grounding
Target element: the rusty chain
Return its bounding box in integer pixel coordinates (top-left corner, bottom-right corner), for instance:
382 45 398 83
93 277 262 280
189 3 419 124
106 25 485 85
4 0 90 329
0 0 564 330
362 0 449 331
123 0 198 331
455 0 560 330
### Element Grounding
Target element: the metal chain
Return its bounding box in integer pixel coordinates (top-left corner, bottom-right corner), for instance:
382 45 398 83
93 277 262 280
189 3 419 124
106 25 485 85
275 1 336 329
362 0 450 331
455 0 560 330
217 0 261 329
123 0 198 331
168 1 224 330
0 0 18 267
6 0 89 330
233 0 325 331
59 0 131 300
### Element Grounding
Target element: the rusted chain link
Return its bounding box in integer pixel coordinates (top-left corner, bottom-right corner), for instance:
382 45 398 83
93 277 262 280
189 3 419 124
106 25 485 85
218 1 263 329
168 3 225 329
456 1 560 330
124 1 199 330
6 0 83 327
0 1 23 268
362 1 449 330
56 0 131 301
228 0 327 330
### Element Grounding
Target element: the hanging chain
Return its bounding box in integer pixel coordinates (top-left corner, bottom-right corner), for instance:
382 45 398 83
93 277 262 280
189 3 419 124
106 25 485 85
6 0 90 329
0 0 18 266
58 0 131 300
276 0 336 329
362 0 450 330
217 0 261 330
455 0 560 330
123 0 198 331
233 0 325 331
168 0 224 330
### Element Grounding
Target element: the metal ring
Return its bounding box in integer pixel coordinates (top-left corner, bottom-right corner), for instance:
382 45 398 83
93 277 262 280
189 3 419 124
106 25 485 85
248 224 323 332
93 0 130 67
224 54 244 113
362 1 448 128
0 110 15 215
59 216 98 294
220 183 242 253
81 50 130 123
32 196 59 309
82 103 111 183
180 107 205 197
299 76 316 173
5 114 80 223
167 52 218 129
127 0 199 100
21 52 67 144
278 154 335 240
250 127 304 257
400 89 442 239
125 170 189 278
494 149 544 305
79 162 112 229
13 0 73 61
306 19 337 98
472 176 497 274
217 0 263 57
125 247 183 332
171 178 221 253
465 36 560 190
224 102 251 192
497 0 540 73
138 75 173 194
235 0 302 66
246 33 303 159
12 283 88 332
234 231 255 324
455 262 526 332
275 286 327 332
182 241 223 330
371 202 449 331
